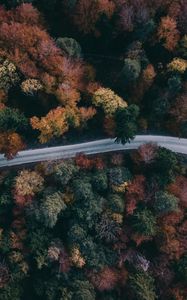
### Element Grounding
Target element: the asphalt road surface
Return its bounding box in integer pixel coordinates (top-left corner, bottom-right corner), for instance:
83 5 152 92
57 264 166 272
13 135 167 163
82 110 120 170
0 135 187 168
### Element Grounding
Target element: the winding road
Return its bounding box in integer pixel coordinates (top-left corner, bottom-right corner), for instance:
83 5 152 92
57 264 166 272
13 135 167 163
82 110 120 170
0 135 187 168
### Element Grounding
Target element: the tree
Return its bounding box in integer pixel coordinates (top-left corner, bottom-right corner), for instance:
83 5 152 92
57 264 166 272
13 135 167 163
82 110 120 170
0 4 91 130
129 271 157 300
108 194 124 213
91 170 108 192
0 132 26 159
125 175 146 215
168 176 187 208
14 170 44 206
154 147 178 186
21 79 43 95
0 262 10 288
68 224 87 245
72 0 102 35
177 35 187 58
167 75 182 94
118 3 134 32
103 117 116 137
0 58 20 92
159 223 185 260
0 0 34 9
87 267 118 292
73 195 104 229
175 255 187 281
157 16 180 51
121 58 141 82
132 143 157 165
71 280 95 300
110 153 124 166
169 93 187 133
167 58 187 74
92 87 128 116
30 107 69 143
108 167 132 186
154 191 179 216
70 247 86 268
0 171 15 207
0 107 28 134
56 37 82 58
115 104 139 144
131 208 157 237
72 0 115 36
39 192 67 228
73 179 93 201
75 154 93 170
54 160 79 186
95 213 121 243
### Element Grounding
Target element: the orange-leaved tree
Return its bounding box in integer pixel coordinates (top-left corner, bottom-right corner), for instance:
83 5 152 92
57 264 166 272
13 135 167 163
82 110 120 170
157 16 180 51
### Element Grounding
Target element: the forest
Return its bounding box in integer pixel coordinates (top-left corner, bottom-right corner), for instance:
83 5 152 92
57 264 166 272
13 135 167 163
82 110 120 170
0 0 186 158
0 144 186 299
0 1 187 300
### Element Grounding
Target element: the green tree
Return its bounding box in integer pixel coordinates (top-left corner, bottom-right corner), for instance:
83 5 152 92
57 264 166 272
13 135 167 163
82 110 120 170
122 58 141 82
73 179 93 201
175 255 187 281
154 147 178 186
92 170 108 192
54 160 79 186
131 208 157 237
108 194 124 213
129 271 157 300
68 224 87 245
56 37 82 59
73 195 104 229
154 191 179 215
40 192 67 228
115 105 139 144
71 280 95 300
108 167 132 186
0 107 28 134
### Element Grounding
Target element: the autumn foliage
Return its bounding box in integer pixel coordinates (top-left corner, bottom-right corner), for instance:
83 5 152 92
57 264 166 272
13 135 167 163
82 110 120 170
157 16 180 51
0 0 186 157
0 144 187 299
0 132 25 159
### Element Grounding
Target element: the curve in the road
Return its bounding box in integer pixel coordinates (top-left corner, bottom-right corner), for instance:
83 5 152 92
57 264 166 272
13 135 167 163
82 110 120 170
0 135 187 168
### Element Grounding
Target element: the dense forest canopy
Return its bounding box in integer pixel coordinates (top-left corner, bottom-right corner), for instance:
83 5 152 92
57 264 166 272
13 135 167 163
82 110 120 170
0 0 186 157
0 144 187 299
